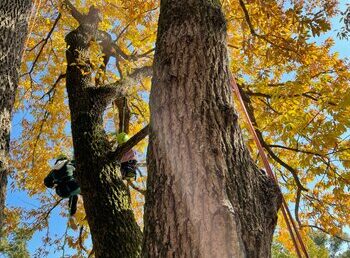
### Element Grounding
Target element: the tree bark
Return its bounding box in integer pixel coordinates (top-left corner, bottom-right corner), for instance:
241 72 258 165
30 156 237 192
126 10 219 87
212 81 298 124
143 1 282 257
64 7 143 258
0 0 31 232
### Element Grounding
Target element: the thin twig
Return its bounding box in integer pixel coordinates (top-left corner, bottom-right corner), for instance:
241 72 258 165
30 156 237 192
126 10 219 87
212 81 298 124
22 13 61 77
301 224 350 242
39 73 66 100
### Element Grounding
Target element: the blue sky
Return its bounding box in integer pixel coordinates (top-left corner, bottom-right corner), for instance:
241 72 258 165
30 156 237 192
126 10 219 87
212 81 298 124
2 1 350 257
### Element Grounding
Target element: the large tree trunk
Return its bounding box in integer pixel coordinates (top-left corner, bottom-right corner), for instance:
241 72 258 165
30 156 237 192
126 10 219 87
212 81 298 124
0 0 31 232
143 1 282 257
64 8 142 258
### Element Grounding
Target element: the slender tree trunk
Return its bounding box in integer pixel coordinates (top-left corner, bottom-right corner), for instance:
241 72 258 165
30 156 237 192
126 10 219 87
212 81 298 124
143 1 282 257
64 8 142 258
0 0 31 232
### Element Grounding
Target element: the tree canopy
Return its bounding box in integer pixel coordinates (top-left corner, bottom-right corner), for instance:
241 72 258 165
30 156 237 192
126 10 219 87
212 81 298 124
3 0 350 256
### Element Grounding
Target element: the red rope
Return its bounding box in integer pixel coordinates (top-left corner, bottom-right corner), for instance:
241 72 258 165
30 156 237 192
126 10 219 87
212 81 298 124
230 75 309 258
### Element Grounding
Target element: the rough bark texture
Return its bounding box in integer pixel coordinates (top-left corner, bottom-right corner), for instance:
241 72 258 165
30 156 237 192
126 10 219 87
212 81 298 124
0 0 31 232
143 1 282 257
64 8 142 258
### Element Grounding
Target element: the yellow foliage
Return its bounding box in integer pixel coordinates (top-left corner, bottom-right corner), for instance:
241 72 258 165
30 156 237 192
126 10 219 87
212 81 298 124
10 0 350 255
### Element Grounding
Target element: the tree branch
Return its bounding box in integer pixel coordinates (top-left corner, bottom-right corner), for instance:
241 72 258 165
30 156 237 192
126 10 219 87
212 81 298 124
87 65 153 109
115 6 158 42
245 88 336 106
260 138 308 191
301 224 350 243
39 73 66 100
238 0 299 55
238 85 308 191
63 0 84 23
295 188 302 227
268 144 323 158
21 13 61 77
42 199 64 222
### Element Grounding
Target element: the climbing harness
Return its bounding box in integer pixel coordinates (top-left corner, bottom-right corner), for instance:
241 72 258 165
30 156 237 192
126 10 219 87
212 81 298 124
230 75 309 258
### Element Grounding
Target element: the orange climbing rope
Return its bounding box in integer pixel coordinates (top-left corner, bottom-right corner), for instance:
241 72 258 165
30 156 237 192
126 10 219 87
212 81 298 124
230 75 309 258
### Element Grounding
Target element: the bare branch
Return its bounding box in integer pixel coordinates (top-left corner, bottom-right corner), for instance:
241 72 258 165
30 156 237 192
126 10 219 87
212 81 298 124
26 38 45 52
31 111 50 170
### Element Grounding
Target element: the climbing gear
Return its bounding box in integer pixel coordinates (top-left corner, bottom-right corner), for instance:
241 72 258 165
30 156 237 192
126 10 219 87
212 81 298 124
230 75 309 258
55 154 68 163
117 132 130 145
121 160 137 180
68 195 78 216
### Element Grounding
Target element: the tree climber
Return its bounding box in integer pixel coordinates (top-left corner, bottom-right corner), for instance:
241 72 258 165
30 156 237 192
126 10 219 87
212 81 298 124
117 132 138 180
44 154 80 216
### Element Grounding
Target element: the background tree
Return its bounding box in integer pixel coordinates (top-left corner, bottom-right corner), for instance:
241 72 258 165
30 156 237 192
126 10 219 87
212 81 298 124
7 0 350 256
339 4 350 39
60 2 152 257
0 0 32 231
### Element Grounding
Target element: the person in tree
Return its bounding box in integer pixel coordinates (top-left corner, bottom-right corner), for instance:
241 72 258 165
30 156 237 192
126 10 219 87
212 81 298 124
44 154 80 216
116 132 138 180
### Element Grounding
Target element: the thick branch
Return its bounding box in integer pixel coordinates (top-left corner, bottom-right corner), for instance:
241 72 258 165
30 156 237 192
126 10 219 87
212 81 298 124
64 0 84 23
261 138 308 191
87 65 153 108
97 31 154 62
109 125 149 162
